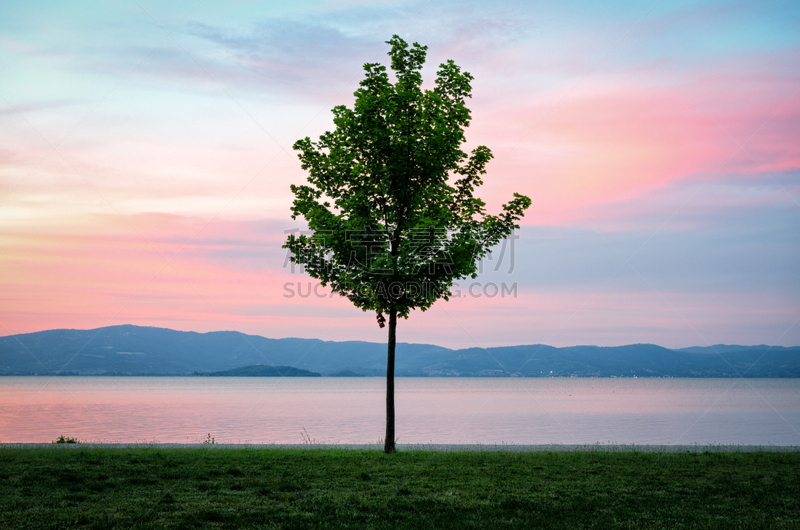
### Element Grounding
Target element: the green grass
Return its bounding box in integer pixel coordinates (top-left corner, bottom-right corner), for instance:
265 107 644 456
1 447 798 529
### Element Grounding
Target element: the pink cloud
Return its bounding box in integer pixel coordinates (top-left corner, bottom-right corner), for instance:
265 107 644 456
2 208 798 348
402 288 800 349
0 215 288 332
467 53 800 227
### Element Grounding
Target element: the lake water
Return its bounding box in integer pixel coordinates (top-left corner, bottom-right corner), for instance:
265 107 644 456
1 377 798 445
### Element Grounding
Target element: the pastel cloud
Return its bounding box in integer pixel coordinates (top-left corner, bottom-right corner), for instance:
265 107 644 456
2 190 797 348
469 43 800 224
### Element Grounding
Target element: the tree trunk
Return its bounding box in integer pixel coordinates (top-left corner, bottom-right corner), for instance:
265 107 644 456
384 308 397 454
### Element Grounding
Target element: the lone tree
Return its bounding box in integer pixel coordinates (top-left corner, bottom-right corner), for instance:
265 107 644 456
285 36 530 453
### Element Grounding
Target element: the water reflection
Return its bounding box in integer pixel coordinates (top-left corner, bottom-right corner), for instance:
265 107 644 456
1 377 798 445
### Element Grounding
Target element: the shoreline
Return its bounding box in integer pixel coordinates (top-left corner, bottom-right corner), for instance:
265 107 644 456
3 443 799 452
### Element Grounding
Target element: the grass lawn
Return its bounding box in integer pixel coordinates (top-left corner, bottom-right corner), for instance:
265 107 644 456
1 447 798 528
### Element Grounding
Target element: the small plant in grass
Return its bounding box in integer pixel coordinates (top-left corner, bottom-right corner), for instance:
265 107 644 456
300 427 316 445
53 435 79 444
202 433 215 445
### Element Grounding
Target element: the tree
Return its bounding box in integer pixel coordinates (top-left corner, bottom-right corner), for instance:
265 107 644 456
284 35 531 453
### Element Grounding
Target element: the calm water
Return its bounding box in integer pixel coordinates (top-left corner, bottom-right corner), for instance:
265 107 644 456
1 377 798 445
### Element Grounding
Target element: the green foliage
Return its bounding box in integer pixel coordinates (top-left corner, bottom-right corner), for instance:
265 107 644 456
285 35 531 319
201 433 215 445
53 435 79 444
1 448 799 528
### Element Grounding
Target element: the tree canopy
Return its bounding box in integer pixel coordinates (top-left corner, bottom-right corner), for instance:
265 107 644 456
285 36 530 319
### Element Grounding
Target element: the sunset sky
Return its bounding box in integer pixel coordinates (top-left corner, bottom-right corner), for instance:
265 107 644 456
1 0 798 349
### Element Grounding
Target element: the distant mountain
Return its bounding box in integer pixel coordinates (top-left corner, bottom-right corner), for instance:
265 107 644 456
0 325 445 376
202 365 320 377
1 325 798 377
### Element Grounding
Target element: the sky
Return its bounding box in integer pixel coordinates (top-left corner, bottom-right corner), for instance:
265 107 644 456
1 0 798 349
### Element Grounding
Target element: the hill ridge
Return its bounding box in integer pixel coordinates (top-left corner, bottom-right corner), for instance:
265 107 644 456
1 325 798 377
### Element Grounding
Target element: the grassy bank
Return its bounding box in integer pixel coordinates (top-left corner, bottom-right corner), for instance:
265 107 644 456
1 447 798 529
